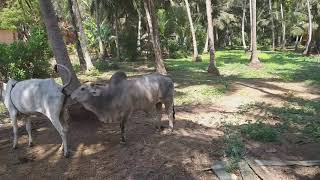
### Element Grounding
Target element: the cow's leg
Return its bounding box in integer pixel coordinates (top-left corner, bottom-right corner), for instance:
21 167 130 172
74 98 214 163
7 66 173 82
155 103 163 131
25 119 33 147
59 108 70 151
48 113 69 158
164 101 175 132
10 110 18 149
120 111 131 144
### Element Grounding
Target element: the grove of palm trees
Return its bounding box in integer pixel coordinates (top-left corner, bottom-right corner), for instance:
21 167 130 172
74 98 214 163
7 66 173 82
0 0 320 179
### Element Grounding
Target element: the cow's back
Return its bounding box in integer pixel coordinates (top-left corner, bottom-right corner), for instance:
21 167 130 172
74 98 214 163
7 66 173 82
9 79 63 114
117 74 174 111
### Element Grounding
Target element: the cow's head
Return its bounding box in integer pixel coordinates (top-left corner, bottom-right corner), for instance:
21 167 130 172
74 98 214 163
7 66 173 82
71 83 106 102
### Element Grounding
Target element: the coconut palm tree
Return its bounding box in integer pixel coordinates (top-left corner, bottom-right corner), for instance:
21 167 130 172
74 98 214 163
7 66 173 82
206 0 220 75
39 0 80 92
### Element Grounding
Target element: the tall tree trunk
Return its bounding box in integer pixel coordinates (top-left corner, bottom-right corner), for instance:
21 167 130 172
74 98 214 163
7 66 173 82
303 0 312 55
242 0 247 50
137 11 142 52
250 0 260 66
39 0 80 93
294 36 299 52
275 3 281 47
184 0 201 62
114 10 121 60
299 35 303 47
144 0 167 74
280 1 286 50
249 0 253 51
70 0 94 71
268 0 275 51
203 30 209 53
97 26 105 58
68 0 86 70
205 0 219 75
169 0 175 6
215 27 219 42
226 26 231 47
94 0 105 59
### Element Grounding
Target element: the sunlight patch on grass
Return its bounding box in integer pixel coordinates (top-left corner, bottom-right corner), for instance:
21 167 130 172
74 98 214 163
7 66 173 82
175 84 227 105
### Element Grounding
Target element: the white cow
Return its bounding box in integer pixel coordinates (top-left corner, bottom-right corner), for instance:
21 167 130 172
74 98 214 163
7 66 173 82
0 64 72 157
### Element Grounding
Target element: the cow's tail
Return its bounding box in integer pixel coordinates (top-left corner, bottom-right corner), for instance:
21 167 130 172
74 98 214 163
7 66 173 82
172 102 175 120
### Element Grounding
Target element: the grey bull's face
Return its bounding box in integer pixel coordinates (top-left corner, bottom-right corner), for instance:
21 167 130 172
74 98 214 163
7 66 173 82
71 84 93 102
71 83 104 102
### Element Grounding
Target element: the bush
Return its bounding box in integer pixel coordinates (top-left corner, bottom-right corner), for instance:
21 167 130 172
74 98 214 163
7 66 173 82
0 27 52 80
241 121 279 142
224 132 245 172
94 59 120 71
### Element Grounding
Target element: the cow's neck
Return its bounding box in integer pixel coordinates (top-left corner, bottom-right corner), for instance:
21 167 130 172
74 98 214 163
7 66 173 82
83 97 108 123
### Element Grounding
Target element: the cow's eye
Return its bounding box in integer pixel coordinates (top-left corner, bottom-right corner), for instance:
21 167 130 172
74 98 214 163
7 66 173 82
80 87 85 91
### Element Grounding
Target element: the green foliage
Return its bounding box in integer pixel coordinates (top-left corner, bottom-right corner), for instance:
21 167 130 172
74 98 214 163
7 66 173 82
304 123 320 138
0 27 52 80
241 121 280 142
157 7 190 58
224 133 245 158
0 0 40 30
224 132 245 172
94 59 120 71
120 27 138 60
84 18 111 50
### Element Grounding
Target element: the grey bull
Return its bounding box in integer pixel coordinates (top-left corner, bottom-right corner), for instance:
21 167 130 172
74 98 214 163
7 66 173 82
71 72 175 143
0 64 72 157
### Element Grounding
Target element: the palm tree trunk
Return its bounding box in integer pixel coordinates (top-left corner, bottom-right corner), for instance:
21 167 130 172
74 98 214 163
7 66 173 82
184 0 201 62
137 11 142 52
39 0 80 93
250 0 260 66
203 30 209 53
95 0 105 59
268 0 275 51
303 0 312 55
294 36 299 52
70 0 94 71
144 0 167 74
280 1 286 50
242 0 247 50
249 0 253 51
67 0 86 70
206 0 219 75
97 28 105 58
114 10 121 60
215 27 219 42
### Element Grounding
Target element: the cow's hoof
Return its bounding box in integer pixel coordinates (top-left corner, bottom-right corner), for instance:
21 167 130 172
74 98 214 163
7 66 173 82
64 151 71 158
12 146 18 150
155 125 165 132
28 142 34 147
120 140 126 145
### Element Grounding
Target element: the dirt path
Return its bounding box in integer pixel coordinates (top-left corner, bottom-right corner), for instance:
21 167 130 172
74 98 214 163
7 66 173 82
0 79 319 179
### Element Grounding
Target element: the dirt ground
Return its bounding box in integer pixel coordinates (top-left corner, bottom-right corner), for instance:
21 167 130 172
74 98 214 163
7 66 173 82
0 79 320 180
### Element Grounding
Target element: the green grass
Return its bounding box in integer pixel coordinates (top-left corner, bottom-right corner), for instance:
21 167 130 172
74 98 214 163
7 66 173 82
166 50 320 107
237 99 320 141
224 132 246 172
166 50 320 84
240 121 287 142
